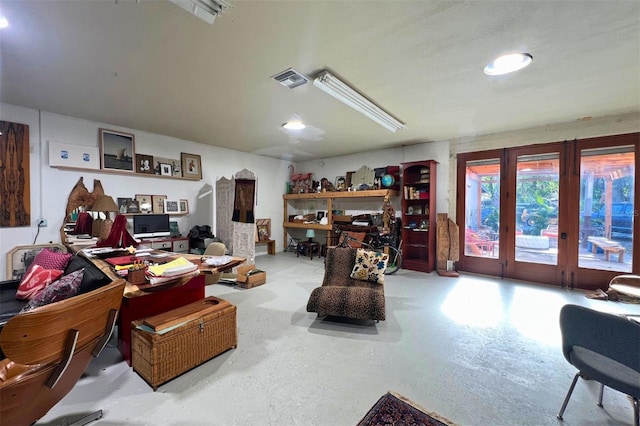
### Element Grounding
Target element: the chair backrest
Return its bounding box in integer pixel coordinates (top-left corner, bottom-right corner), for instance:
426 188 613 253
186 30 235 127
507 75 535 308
204 242 226 256
559 304 640 374
322 246 358 287
0 279 125 426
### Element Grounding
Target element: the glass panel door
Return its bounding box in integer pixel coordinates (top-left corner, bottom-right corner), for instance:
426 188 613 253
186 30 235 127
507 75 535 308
514 153 560 265
464 158 500 259
578 146 634 272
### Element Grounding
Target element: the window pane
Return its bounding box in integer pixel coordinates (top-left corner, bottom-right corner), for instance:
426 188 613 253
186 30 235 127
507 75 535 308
578 146 634 272
464 159 500 258
514 153 559 265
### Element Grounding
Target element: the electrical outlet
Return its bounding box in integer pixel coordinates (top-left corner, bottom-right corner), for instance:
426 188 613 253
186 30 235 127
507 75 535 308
37 218 48 227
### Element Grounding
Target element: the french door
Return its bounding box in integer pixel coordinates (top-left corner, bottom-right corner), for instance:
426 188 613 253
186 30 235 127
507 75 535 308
456 133 638 289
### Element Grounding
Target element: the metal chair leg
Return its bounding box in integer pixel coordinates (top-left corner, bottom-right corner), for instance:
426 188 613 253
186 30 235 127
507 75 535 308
597 383 604 407
558 372 581 420
633 398 639 426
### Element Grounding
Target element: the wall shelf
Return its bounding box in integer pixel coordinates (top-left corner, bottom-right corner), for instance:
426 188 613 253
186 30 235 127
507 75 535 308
51 165 200 181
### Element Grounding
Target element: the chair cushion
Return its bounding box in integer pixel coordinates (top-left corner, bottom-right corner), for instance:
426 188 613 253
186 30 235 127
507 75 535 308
64 255 111 294
15 265 64 300
570 346 640 399
306 285 385 321
350 249 388 283
20 269 85 313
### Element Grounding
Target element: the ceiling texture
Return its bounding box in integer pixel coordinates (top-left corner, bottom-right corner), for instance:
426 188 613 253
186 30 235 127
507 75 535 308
0 0 638 161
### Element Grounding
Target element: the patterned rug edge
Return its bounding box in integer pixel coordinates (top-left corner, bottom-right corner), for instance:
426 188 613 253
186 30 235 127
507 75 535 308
357 391 459 426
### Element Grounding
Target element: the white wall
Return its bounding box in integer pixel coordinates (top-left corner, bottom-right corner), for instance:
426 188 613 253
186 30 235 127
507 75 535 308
0 104 291 279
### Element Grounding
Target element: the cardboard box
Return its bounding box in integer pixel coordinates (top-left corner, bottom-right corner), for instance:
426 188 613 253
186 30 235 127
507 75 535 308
236 264 266 288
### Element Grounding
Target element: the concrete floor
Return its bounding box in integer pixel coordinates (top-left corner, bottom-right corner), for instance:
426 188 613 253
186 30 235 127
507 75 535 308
39 252 640 426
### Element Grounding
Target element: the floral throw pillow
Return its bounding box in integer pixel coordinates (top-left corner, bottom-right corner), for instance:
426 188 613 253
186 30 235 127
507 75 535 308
15 265 64 300
20 269 85 313
350 248 389 283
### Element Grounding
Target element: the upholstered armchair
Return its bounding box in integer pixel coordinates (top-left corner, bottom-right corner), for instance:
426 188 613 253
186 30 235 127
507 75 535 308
306 246 385 322
0 278 125 426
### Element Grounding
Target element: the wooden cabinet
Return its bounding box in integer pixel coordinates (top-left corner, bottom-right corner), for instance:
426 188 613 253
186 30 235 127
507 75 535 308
401 160 437 272
282 189 398 250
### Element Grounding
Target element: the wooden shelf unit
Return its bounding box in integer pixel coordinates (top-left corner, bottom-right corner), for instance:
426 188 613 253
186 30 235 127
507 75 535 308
52 165 200 181
401 160 437 272
282 189 398 250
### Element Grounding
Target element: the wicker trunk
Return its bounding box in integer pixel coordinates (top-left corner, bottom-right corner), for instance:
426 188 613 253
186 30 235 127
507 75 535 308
131 296 237 390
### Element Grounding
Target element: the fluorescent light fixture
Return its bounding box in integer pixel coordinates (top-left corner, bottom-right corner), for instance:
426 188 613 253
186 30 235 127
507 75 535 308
484 53 533 75
283 121 306 130
313 70 406 133
169 0 230 25
0 16 9 29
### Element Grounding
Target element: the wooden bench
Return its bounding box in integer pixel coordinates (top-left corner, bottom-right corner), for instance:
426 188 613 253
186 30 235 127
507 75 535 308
588 236 625 263
256 239 275 255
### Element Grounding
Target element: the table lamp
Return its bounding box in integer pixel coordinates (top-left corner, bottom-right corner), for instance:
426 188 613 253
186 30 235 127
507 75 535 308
92 195 119 240
306 228 315 243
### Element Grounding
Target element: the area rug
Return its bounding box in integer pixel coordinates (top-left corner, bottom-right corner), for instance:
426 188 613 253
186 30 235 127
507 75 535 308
357 391 458 426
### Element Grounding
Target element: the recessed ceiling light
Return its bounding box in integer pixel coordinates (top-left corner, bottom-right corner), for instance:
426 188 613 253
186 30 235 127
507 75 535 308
0 16 9 29
283 120 306 130
484 53 533 76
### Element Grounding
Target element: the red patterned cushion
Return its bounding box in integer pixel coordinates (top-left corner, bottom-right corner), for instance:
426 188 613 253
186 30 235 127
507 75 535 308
20 269 84 313
15 265 64 300
29 248 72 271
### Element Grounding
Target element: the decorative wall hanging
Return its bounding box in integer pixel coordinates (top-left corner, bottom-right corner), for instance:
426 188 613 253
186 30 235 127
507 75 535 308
100 128 135 172
232 179 256 223
0 121 31 227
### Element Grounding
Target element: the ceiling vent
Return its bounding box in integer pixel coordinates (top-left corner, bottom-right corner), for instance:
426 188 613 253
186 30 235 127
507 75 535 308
271 68 309 89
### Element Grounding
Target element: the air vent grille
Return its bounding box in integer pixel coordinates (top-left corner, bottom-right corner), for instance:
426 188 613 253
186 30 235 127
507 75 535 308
271 68 309 89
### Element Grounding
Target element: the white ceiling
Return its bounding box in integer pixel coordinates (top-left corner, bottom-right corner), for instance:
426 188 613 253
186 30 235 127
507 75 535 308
1 0 638 161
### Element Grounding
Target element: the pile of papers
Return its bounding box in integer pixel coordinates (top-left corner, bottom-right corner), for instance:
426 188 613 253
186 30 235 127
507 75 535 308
146 257 198 285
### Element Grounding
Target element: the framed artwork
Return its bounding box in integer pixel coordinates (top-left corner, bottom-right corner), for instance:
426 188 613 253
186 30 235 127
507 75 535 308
335 176 346 191
100 128 135 172
117 197 132 214
126 199 140 214
255 218 271 242
135 153 154 174
1 121 31 227
163 199 180 214
159 163 172 176
152 195 167 213
170 158 182 177
316 211 325 221
179 199 189 214
135 194 153 213
6 244 67 280
181 152 202 180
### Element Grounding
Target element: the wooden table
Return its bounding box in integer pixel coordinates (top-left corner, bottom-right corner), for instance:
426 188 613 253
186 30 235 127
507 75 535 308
88 252 245 365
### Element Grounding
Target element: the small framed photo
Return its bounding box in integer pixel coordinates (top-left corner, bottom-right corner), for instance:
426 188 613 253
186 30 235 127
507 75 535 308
159 163 172 176
181 152 202 180
163 199 180 214
135 194 153 213
335 176 346 191
255 218 271 242
179 199 189 214
135 153 154 174
126 200 140 214
100 128 135 172
152 195 167 213
117 197 132 214
316 211 325 221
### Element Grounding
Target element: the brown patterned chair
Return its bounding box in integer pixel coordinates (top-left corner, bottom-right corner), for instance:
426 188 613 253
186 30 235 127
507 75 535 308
306 246 385 322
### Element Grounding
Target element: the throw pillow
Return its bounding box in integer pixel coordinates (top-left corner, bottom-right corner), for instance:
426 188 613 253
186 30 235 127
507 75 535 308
23 248 72 278
20 268 85 313
15 265 64 300
350 248 388 283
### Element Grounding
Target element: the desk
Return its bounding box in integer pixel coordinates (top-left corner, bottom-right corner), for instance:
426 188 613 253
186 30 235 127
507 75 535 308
88 253 245 365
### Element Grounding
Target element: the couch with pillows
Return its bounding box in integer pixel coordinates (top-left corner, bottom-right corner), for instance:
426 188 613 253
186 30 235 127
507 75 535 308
306 246 387 322
0 247 113 329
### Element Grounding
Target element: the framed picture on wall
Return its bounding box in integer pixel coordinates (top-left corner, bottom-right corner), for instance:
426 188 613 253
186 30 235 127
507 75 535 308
163 199 180 214
135 194 153 213
152 195 167 213
181 153 202 180
179 199 189 214
100 128 135 172
135 153 154 174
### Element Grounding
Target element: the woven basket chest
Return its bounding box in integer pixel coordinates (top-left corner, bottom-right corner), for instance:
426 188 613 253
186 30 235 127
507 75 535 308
131 296 237 390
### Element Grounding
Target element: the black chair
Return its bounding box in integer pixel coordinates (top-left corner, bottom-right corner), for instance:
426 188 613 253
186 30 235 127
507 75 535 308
557 304 640 426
